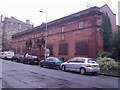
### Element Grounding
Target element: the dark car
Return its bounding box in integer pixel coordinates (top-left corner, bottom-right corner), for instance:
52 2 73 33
23 55 39 65
40 57 63 69
12 54 24 62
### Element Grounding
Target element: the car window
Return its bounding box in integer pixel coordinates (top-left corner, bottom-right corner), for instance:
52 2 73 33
18 55 24 57
32 56 37 58
46 57 53 61
54 57 60 61
69 58 76 62
76 58 85 63
88 59 97 63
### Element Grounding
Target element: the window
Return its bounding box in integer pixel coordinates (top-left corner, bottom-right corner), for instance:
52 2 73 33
48 30 52 35
47 45 53 55
76 58 85 63
61 26 65 32
22 46 26 53
88 59 97 63
79 21 83 29
34 38 37 45
46 57 53 61
69 58 76 62
19 24 22 30
75 41 88 55
58 43 68 55
17 47 20 53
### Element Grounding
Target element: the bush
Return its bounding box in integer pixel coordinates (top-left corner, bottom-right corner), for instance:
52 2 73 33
96 57 118 70
97 50 111 58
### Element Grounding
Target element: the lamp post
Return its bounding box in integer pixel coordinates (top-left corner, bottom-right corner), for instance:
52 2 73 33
39 11 48 60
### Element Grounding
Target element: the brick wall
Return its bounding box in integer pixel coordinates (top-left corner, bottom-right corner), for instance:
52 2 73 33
12 8 103 60
1 17 32 51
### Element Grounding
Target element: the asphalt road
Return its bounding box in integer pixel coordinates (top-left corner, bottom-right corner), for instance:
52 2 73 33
1 59 119 88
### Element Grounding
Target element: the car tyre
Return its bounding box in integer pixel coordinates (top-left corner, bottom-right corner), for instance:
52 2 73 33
28 61 31 65
40 63 43 67
49 64 53 69
80 68 86 75
61 65 66 71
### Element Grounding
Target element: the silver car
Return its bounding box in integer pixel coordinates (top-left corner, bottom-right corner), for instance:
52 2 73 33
60 57 100 75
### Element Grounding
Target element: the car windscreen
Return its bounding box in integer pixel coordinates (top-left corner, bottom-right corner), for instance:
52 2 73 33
31 56 37 58
19 55 24 57
88 59 97 63
53 57 60 61
15 55 24 57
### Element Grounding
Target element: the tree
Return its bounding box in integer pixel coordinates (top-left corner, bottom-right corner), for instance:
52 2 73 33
111 30 120 61
101 12 112 52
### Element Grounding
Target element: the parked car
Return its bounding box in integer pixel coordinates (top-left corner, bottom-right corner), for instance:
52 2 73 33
37 56 44 61
60 57 100 75
2 51 14 60
0 52 4 59
12 54 24 62
40 57 63 69
24 55 39 65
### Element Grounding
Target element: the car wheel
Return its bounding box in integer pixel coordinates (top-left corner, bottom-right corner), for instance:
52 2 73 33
49 64 53 69
40 63 43 67
80 68 86 75
28 61 31 65
61 65 66 71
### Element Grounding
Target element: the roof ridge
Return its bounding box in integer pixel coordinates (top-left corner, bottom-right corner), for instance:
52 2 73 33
100 4 116 15
5 16 31 25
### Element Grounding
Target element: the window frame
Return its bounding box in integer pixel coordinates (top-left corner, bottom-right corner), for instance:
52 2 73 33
61 26 65 32
79 21 84 29
75 41 88 55
58 43 68 55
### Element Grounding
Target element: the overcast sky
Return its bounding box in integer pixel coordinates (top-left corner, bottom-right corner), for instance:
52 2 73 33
0 0 119 27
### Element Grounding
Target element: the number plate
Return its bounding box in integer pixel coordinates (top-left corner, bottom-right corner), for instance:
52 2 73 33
93 65 97 67
58 63 61 64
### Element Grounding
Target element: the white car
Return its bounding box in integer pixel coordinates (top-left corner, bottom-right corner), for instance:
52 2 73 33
60 57 100 75
2 51 14 60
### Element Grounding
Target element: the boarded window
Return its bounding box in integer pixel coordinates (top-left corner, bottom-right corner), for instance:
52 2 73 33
12 48 16 54
75 41 88 55
17 47 20 54
47 45 53 55
22 46 26 53
58 43 68 55
34 38 37 45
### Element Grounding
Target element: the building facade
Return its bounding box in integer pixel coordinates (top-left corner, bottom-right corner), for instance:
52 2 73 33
0 16 32 51
11 5 117 61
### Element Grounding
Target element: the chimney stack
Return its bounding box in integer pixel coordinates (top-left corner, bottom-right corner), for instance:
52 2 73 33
26 19 30 24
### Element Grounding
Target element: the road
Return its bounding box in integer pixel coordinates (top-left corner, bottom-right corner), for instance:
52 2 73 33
1 59 119 88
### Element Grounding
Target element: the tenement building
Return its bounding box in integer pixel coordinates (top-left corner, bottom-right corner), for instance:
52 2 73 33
11 5 117 60
0 16 32 51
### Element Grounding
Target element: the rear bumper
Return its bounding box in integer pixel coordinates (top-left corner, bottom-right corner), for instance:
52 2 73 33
30 60 39 64
85 68 100 73
53 64 61 68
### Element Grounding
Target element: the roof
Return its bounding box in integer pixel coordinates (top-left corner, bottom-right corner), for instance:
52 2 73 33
4 17 30 25
12 6 102 38
100 4 116 15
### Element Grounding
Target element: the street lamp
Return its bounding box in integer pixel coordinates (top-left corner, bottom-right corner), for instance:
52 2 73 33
39 11 48 60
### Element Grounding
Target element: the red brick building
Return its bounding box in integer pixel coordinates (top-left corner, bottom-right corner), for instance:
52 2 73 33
11 5 117 60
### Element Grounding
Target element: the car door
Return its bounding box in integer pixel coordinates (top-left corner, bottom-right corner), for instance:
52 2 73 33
66 58 76 70
44 57 52 66
43 58 49 66
75 58 85 71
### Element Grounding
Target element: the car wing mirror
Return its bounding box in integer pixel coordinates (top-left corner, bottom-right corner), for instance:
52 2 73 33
67 61 70 63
